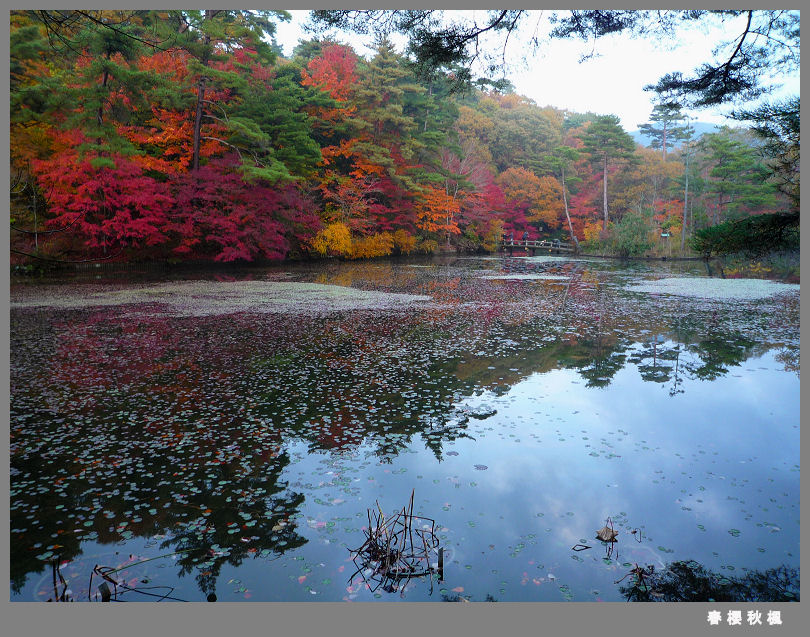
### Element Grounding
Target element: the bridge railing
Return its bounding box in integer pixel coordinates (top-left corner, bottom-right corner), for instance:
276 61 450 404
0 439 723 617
498 239 574 249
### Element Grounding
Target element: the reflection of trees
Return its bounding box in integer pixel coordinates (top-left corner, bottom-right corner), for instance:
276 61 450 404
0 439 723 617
10 416 308 597
775 346 799 376
10 263 801 593
628 338 679 385
627 313 760 389
556 286 630 388
682 335 758 381
619 559 799 602
10 308 309 595
157 452 307 598
567 345 628 388
246 322 480 462
557 332 630 389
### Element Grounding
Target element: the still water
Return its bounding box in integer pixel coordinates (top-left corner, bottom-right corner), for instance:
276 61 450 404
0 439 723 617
9 255 800 602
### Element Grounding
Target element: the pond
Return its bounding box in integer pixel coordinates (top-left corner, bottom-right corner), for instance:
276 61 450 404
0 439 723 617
9 255 800 602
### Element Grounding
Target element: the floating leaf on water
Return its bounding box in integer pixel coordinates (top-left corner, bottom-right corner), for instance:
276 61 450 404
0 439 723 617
596 525 618 542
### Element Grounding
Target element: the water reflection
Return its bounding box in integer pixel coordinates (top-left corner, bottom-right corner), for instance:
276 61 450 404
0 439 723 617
10 257 800 600
618 560 799 602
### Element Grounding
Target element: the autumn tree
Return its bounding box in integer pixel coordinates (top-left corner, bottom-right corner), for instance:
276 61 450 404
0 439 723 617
414 185 461 241
611 147 682 220
495 167 556 237
175 10 289 172
10 13 55 254
170 156 319 262
11 11 179 258
543 145 582 248
326 38 427 238
30 129 174 257
300 41 359 132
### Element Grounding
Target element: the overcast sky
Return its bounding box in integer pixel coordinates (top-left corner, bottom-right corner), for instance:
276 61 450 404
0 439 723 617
274 10 800 132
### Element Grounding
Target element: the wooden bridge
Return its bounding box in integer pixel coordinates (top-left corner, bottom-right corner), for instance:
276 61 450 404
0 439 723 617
499 239 577 255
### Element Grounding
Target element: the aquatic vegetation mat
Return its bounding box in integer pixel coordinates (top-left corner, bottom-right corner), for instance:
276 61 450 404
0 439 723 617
480 274 570 281
9 280 433 316
626 276 799 300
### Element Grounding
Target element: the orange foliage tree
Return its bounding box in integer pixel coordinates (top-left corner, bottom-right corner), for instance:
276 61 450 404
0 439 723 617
414 185 461 240
529 176 565 230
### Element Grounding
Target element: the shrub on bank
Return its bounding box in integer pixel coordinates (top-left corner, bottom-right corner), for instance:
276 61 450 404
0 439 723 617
347 232 394 259
392 229 417 255
310 222 352 257
609 212 655 257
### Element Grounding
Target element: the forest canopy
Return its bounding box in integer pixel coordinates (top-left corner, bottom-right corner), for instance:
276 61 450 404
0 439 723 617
9 10 799 264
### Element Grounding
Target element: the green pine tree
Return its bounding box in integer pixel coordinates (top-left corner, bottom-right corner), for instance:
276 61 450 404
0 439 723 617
581 114 637 229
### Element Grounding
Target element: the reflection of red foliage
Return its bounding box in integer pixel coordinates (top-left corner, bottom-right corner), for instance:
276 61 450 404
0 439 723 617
48 313 176 409
45 310 287 465
312 411 365 450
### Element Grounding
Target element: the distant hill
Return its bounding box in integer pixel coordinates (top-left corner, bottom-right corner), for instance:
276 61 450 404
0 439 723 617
629 122 719 149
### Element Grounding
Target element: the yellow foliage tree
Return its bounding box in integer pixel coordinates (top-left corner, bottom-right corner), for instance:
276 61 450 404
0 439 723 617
310 222 352 256
348 232 394 259
496 167 542 205
392 229 417 254
497 168 563 230
582 219 603 245
481 218 505 252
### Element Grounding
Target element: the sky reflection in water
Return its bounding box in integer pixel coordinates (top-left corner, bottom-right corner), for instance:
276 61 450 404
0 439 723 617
9 256 799 602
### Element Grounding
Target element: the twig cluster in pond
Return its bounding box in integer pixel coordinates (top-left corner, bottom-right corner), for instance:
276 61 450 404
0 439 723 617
349 490 441 597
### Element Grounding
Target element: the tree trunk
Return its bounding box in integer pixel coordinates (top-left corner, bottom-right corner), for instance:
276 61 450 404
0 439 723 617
602 154 609 230
192 77 206 172
32 187 38 250
681 147 689 252
192 11 216 173
97 68 109 127
425 83 431 132
560 165 578 250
